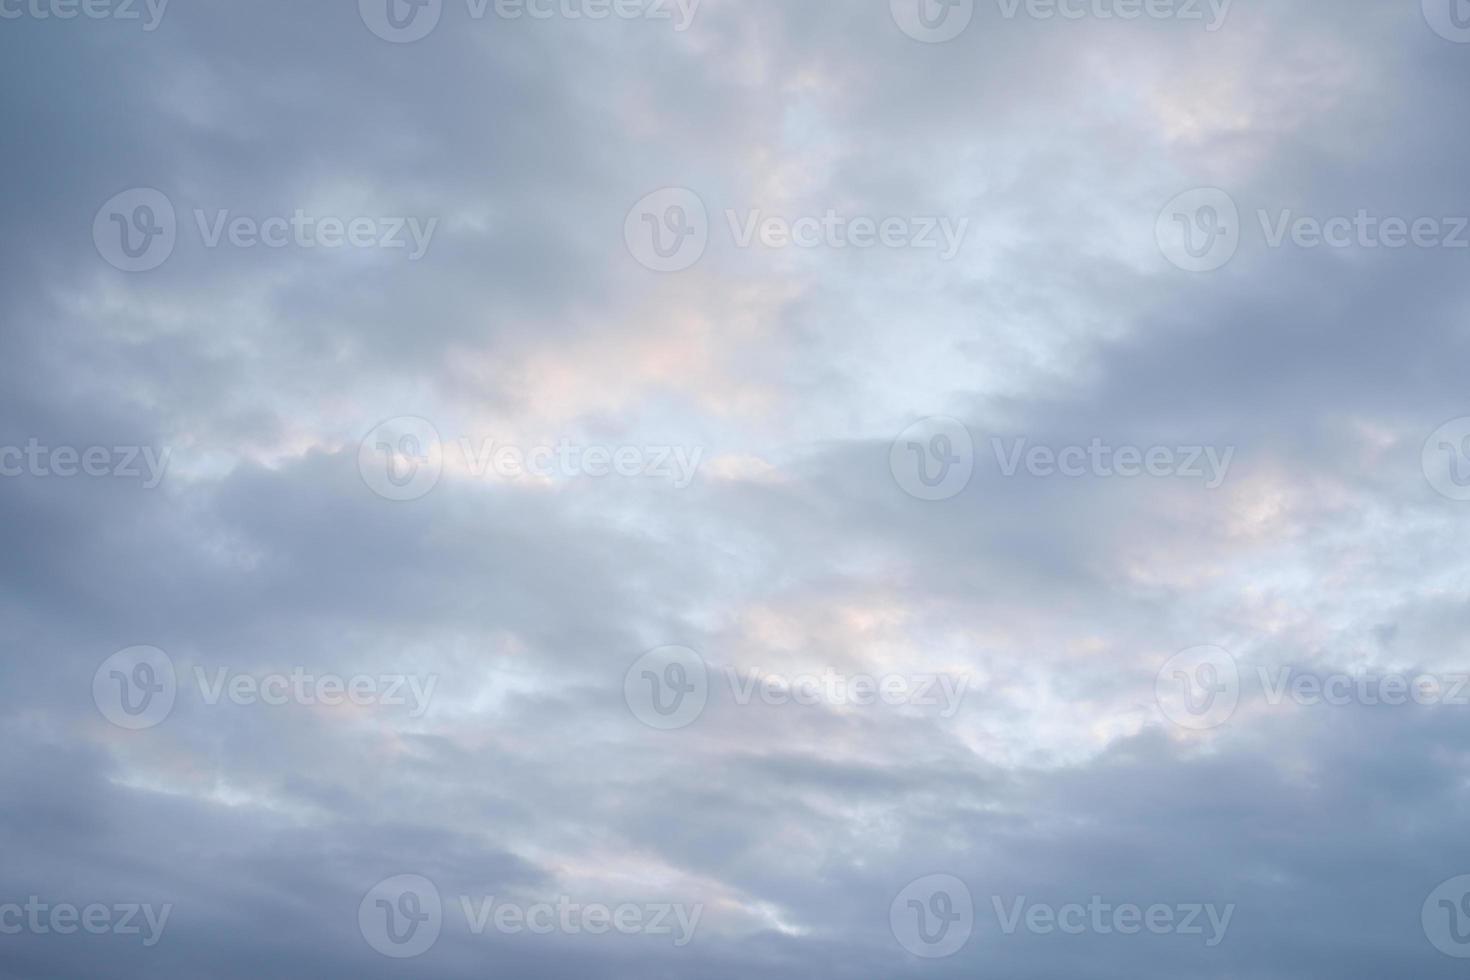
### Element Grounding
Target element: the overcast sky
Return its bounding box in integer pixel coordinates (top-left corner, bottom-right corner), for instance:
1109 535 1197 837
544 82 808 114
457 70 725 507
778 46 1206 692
5 0 1470 976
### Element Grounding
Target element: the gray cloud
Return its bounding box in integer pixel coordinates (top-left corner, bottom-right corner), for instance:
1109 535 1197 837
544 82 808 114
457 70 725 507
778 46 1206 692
4 0 1470 976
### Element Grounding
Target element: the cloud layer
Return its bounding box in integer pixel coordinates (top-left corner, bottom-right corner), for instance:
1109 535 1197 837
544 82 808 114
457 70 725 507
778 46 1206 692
5 0 1470 976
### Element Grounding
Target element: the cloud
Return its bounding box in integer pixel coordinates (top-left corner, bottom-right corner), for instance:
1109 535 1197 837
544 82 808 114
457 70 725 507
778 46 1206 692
4 0 1470 976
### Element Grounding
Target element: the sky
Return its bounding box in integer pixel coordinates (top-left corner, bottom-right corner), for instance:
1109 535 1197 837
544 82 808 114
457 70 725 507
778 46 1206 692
5 0 1470 976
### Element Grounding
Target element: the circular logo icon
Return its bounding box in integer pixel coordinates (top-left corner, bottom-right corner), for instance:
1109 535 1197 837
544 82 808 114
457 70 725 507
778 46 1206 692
1156 188 1240 273
360 0 442 42
1424 875 1470 957
1156 645 1240 731
93 646 177 730
1423 0 1470 43
891 0 975 43
890 874 974 958
624 188 709 273
359 417 443 502
1423 417 1470 501
93 188 177 273
624 646 709 730
890 417 974 502
359 874 443 958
